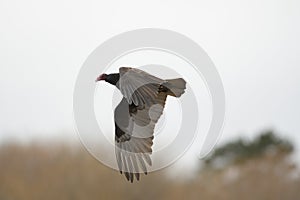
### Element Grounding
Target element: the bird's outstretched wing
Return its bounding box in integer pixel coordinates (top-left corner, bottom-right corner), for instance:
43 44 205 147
114 88 168 182
118 67 164 108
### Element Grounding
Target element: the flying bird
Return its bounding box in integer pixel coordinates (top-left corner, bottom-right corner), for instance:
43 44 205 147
96 67 186 182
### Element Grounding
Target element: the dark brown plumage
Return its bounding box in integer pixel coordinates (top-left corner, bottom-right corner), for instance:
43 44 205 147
96 67 186 182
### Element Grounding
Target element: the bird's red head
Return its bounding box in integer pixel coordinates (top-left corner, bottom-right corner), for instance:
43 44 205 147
96 73 107 82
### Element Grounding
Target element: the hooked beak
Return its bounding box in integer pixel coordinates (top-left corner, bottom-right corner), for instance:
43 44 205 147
95 74 106 82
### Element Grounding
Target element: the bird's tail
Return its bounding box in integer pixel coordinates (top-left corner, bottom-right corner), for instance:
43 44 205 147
163 78 186 97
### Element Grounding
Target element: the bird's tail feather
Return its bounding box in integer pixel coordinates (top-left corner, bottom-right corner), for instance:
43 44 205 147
164 78 186 97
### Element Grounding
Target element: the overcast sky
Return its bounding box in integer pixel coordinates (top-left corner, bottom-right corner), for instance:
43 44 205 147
0 0 300 157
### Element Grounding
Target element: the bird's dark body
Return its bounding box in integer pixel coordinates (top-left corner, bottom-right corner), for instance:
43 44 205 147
104 73 168 141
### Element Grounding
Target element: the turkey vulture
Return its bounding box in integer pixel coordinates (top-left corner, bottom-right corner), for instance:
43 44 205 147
96 67 186 182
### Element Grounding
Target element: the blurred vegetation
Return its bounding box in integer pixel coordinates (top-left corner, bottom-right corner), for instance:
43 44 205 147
0 130 299 200
204 130 294 168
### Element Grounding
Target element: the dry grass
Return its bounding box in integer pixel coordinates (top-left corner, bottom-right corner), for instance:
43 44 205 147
0 142 299 200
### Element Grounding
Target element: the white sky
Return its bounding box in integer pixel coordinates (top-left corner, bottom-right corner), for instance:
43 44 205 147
0 0 300 154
